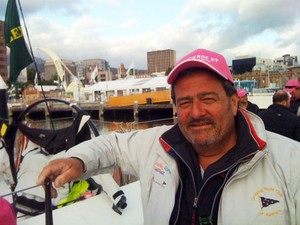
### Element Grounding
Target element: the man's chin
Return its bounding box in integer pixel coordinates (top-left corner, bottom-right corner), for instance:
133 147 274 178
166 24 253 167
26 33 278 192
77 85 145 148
189 132 216 144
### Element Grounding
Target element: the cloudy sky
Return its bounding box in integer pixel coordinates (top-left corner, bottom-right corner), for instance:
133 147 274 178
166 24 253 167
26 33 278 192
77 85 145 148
1 0 300 70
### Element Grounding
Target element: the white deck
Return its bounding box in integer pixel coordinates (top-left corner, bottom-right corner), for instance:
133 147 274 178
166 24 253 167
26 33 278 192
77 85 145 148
0 173 143 225
18 181 143 225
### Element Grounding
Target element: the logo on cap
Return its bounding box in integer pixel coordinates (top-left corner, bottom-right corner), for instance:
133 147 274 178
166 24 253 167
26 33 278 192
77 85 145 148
167 48 233 85
188 54 219 64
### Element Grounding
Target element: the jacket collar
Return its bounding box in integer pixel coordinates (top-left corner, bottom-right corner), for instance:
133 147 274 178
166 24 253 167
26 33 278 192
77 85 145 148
160 109 267 159
238 108 266 150
268 104 290 111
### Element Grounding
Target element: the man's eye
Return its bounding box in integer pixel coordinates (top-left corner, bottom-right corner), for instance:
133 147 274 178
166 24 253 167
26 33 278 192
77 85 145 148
178 101 191 108
202 98 216 103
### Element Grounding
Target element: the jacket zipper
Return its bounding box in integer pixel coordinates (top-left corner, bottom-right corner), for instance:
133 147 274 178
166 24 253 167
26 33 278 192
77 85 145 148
171 150 198 225
192 197 198 225
208 151 263 222
170 144 265 224
194 151 260 224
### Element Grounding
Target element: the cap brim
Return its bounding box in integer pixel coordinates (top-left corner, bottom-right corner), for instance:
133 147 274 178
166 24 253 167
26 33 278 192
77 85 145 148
285 87 295 93
167 60 228 85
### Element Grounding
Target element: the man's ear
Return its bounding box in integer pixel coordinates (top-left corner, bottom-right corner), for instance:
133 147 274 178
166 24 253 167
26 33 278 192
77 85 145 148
283 100 290 108
231 94 239 116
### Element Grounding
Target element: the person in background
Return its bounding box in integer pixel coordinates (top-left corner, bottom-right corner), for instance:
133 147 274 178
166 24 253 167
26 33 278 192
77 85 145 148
237 88 260 114
258 90 300 142
285 79 300 116
37 48 300 225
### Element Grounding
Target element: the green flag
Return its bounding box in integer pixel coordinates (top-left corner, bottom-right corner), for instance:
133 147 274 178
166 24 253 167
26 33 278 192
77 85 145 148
5 0 33 83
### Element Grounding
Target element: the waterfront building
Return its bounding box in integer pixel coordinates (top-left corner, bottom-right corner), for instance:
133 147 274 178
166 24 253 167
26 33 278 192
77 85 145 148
232 54 300 88
0 21 8 82
44 59 77 86
147 49 176 75
274 54 298 67
77 58 112 83
232 56 273 75
118 63 127 79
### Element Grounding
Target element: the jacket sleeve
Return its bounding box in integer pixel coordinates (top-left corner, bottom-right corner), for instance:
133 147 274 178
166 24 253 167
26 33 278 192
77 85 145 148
265 133 300 224
294 179 300 224
64 125 171 179
286 141 300 224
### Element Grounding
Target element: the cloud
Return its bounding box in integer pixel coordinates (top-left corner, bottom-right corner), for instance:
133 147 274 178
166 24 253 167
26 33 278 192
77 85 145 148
1 0 300 70
173 0 300 62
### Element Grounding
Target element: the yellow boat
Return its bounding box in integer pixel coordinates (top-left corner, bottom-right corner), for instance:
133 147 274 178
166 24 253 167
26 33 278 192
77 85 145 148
108 89 171 107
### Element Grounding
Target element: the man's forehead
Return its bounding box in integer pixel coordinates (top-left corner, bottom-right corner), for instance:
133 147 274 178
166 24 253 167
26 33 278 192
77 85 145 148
175 69 222 84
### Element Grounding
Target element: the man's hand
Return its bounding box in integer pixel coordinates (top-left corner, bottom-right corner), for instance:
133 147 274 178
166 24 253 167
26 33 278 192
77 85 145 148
37 157 84 198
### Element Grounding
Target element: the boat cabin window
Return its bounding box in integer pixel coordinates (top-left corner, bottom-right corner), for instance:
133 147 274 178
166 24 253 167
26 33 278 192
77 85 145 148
156 87 167 91
130 89 140 94
142 88 151 93
117 90 126 96
106 90 115 98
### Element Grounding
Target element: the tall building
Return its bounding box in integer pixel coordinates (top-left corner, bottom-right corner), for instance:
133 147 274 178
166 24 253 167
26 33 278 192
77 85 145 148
147 49 176 75
77 58 111 82
0 21 8 82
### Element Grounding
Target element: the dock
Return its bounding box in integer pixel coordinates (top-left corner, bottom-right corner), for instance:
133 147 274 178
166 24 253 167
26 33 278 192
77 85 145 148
9 101 176 121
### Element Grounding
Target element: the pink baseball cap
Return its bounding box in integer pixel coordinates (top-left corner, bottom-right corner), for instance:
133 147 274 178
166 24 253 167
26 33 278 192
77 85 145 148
237 88 248 97
167 48 233 85
285 79 299 93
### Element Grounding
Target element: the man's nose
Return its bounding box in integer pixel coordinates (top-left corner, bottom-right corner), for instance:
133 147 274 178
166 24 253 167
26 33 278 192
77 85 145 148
190 100 206 118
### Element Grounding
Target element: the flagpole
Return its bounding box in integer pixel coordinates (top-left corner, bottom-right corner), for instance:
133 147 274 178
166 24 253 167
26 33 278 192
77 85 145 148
0 76 9 124
16 0 45 95
5 0 55 128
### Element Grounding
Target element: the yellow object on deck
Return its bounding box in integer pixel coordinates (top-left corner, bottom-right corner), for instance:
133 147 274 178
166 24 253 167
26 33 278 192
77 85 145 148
58 180 89 208
108 90 171 107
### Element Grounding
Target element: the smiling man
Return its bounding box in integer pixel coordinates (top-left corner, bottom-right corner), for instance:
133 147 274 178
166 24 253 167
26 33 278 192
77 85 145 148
172 68 238 170
38 49 300 225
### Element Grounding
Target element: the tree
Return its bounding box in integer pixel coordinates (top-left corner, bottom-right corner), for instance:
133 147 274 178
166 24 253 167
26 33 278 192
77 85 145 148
165 67 174 76
27 68 36 84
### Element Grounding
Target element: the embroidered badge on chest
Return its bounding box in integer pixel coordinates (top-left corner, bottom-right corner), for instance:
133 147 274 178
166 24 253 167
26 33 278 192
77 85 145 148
154 161 171 176
251 187 283 217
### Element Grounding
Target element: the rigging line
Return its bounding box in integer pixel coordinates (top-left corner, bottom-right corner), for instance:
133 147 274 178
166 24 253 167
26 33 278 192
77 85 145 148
138 117 176 124
0 183 43 198
0 116 9 122
17 0 55 131
92 117 175 125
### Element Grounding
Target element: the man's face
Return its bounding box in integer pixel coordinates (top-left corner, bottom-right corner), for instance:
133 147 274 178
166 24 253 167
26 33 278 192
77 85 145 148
290 88 300 99
286 95 291 108
238 94 248 104
174 70 239 154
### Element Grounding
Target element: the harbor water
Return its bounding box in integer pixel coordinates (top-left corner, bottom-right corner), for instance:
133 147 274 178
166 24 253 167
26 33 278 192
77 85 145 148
16 116 177 135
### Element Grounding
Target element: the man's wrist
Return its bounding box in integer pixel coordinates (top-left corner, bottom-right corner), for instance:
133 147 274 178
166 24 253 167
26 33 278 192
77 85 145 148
70 157 86 173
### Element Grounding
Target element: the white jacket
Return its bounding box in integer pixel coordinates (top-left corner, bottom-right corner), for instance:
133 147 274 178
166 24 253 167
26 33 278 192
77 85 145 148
66 111 300 225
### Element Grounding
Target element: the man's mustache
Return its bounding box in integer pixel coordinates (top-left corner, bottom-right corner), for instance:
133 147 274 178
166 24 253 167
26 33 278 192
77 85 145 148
187 117 215 127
